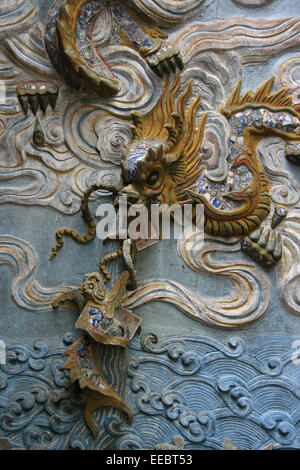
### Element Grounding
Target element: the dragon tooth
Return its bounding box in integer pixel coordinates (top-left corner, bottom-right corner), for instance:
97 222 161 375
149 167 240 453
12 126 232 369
28 94 40 115
17 94 29 115
39 93 49 113
48 86 59 110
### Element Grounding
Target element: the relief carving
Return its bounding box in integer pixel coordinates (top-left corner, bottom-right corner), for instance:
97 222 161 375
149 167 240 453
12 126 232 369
0 0 299 448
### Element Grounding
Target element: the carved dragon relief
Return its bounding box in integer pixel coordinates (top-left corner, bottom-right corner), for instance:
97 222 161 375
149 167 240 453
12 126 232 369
52 269 143 437
118 74 300 266
50 74 300 267
48 72 300 437
4 0 299 442
45 0 184 96
122 74 300 239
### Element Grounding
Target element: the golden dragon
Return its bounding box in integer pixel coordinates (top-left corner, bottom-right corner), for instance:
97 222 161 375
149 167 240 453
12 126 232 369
50 73 300 437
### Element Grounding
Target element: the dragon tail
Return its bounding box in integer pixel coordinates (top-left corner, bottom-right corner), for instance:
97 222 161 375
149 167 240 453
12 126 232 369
63 336 133 439
85 393 133 440
49 185 99 260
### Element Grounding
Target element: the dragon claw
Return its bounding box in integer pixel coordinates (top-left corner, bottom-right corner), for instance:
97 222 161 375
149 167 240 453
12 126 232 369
168 57 177 73
52 291 71 309
153 63 164 77
271 204 288 229
160 59 170 75
241 227 282 267
174 53 184 70
146 42 184 75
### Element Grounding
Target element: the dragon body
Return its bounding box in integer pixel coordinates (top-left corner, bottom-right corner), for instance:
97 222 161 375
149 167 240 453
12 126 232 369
50 74 300 275
45 0 183 96
120 74 300 237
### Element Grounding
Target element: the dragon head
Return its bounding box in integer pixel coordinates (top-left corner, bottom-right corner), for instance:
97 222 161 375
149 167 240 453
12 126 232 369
121 138 186 206
120 75 207 207
80 272 106 302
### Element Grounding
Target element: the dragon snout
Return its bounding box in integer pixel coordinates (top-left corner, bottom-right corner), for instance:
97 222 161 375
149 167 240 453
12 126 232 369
118 184 141 203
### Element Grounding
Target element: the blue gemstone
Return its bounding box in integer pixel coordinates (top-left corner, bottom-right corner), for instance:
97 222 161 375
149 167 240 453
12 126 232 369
89 307 99 316
143 39 153 47
212 198 221 208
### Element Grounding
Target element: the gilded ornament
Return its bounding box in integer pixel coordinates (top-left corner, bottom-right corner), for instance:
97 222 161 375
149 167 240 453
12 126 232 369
63 335 133 439
46 0 184 97
120 75 300 242
52 269 139 437
50 74 300 267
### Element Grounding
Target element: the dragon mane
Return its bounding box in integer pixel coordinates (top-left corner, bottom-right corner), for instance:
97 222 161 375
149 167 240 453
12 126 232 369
122 74 207 202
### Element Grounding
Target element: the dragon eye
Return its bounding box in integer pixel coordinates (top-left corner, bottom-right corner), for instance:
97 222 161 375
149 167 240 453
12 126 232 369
147 171 160 186
88 283 94 289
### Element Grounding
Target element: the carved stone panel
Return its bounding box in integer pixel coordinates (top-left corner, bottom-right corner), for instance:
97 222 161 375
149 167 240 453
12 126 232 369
0 0 299 450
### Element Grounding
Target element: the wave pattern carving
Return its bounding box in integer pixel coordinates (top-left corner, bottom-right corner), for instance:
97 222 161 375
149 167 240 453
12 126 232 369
0 333 299 450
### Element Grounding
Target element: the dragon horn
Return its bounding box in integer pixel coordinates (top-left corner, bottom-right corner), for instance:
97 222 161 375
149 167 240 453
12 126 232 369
130 125 142 143
156 145 164 161
171 113 184 134
145 147 156 162
130 111 144 143
163 112 184 153
163 124 178 152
